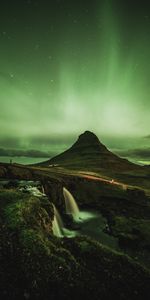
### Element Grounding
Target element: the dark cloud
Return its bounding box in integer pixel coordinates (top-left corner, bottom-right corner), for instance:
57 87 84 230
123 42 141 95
0 148 56 158
0 134 74 149
30 134 75 146
116 148 150 159
0 137 21 149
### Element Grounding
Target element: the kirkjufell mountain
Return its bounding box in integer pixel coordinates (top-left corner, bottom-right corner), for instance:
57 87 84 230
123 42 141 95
39 131 139 171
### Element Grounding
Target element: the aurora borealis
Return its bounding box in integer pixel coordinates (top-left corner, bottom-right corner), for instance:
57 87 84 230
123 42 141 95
0 0 150 164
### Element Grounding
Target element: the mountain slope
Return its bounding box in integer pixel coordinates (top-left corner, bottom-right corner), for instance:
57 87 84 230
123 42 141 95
38 131 139 171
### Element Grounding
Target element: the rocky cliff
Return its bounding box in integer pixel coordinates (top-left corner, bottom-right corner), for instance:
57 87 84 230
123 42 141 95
0 186 150 300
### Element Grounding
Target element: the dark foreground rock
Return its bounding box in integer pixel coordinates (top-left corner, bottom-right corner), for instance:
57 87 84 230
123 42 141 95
0 188 150 300
1 163 150 270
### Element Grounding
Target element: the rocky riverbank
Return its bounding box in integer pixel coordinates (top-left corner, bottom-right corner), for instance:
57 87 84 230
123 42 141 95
0 182 150 299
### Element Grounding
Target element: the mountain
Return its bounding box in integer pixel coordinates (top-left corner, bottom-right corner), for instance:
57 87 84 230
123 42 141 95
39 131 139 171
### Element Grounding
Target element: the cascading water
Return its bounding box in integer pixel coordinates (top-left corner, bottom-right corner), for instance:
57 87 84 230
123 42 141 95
41 185 45 194
63 187 80 221
63 187 97 223
52 216 62 237
52 204 64 237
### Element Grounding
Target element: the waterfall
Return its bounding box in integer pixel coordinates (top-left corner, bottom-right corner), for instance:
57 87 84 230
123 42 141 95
52 216 62 237
41 185 45 194
53 204 64 229
52 204 64 237
63 187 80 221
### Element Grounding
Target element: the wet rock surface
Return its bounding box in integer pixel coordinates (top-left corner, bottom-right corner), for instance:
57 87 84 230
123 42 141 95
0 179 150 299
0 160 150 299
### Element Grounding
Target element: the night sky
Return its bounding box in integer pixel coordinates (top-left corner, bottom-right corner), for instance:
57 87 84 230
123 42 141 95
0 0 150 164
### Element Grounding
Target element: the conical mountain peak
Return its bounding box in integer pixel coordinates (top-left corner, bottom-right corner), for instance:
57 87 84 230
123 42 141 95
39 130 136 171
71 130 108 152
78 131 100 144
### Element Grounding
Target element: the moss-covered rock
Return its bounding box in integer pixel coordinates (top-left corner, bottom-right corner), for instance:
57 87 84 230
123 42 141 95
63 236 150 300
0 188 150 300
112 216 150 249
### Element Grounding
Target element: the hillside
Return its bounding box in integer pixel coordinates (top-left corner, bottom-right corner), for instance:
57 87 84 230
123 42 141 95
38 131 140 171
1 187 150 300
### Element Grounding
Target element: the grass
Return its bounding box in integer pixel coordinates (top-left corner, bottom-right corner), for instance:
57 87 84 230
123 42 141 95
0 187 150 299
112 216 150 248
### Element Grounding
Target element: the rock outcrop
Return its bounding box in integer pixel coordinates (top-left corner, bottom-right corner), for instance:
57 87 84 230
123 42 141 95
0 187 150 300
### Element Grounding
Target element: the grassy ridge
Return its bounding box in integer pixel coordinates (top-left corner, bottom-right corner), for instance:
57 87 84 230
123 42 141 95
0 188 150 299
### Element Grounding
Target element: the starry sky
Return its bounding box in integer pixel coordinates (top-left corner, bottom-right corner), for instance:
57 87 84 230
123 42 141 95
0 0 150 164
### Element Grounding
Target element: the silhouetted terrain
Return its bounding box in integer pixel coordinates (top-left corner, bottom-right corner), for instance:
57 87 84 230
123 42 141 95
0 131 150 299
39 131 140 171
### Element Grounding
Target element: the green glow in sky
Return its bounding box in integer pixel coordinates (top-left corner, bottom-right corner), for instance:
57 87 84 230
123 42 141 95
0 0 150 156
